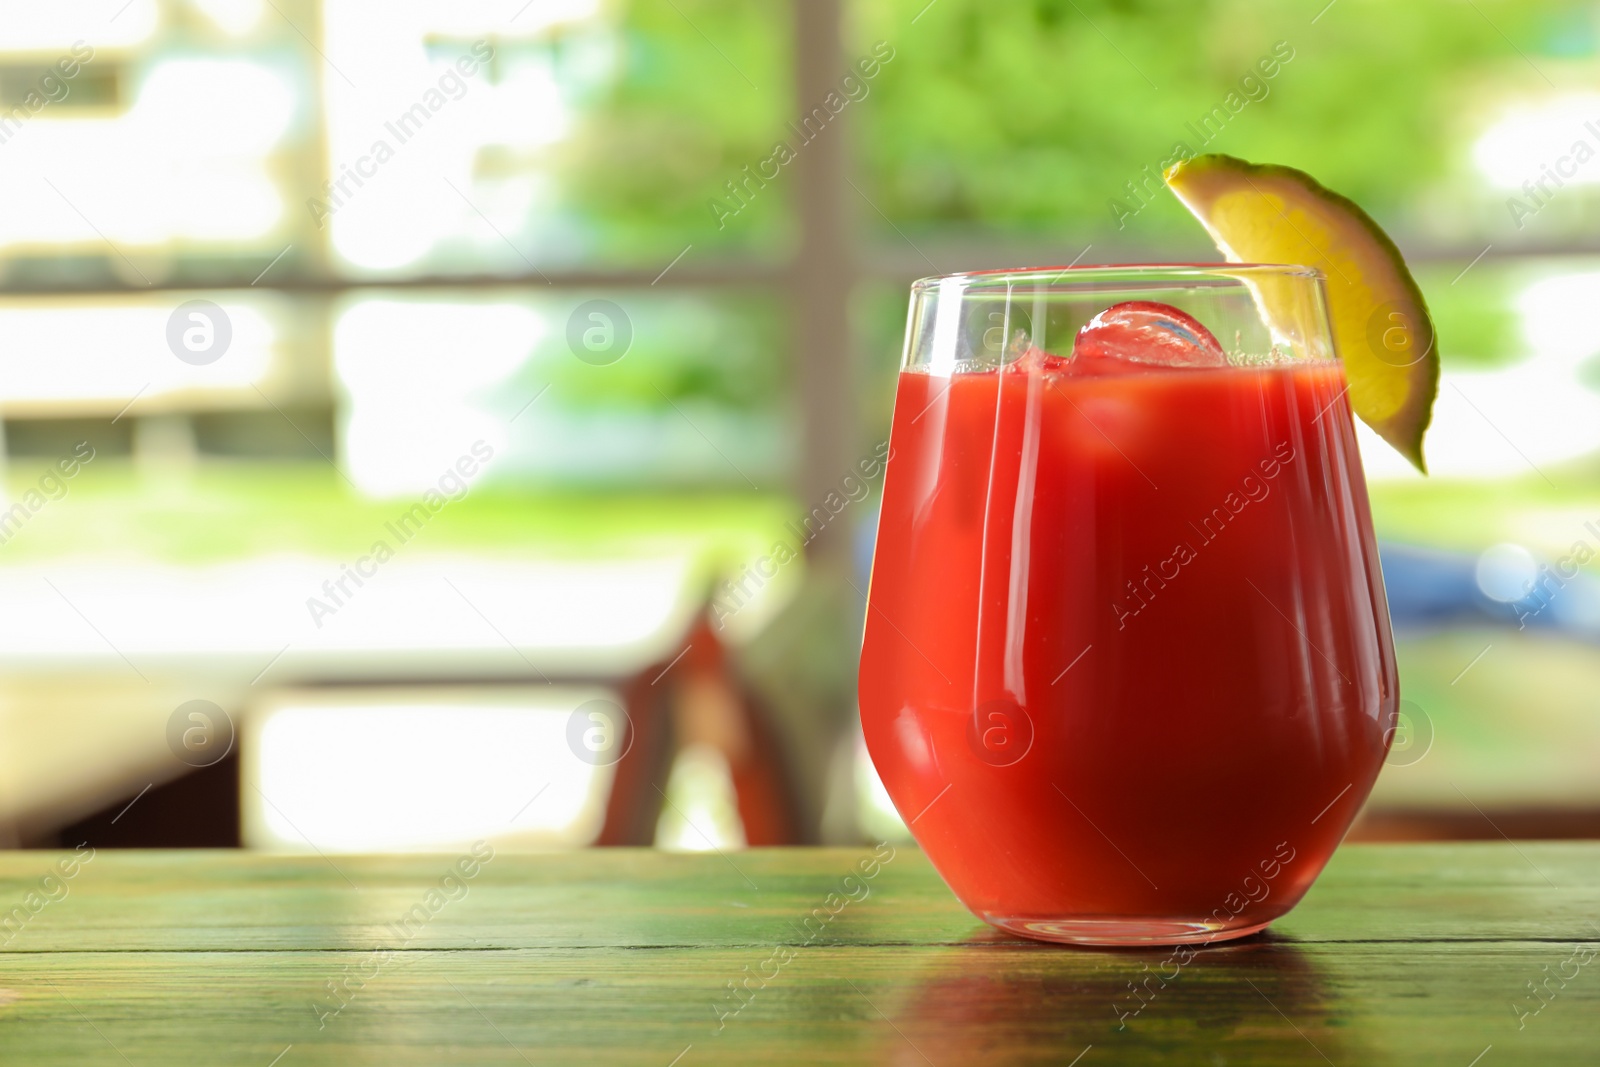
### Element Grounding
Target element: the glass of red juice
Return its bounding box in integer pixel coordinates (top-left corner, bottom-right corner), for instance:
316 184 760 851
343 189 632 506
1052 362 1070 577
859 264 1399 945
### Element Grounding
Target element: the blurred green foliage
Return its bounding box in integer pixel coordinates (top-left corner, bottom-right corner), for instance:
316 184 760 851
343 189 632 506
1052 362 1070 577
558 0 791 262
523 0 1600 522
532 292 788 411
553 0 1600 434
563 0 1600 258
0 462 788 565
1413 263 1521 370
854 0 1589 243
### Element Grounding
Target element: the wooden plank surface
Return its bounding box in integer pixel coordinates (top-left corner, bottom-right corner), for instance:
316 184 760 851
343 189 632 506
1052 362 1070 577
2 844 1598 1065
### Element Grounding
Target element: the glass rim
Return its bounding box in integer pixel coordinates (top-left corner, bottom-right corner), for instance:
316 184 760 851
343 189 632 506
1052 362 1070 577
910 262 1325 292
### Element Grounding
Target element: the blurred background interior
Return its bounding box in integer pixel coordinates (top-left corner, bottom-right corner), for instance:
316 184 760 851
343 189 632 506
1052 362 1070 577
2 0 1599 855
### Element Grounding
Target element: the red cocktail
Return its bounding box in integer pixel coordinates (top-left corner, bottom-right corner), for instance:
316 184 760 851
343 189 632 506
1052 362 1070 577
860 266 1397 945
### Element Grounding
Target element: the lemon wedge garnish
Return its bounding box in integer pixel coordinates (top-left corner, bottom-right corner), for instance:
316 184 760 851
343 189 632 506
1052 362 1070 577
1166 154 1438 472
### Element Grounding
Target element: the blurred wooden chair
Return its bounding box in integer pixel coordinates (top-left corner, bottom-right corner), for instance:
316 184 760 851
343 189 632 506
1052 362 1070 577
598 615 802 846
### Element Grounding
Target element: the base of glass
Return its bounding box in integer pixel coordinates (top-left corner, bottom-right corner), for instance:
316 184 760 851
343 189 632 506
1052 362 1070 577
979 913 1274 947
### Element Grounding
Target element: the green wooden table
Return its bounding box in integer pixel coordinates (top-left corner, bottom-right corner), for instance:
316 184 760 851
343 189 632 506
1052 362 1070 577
2 844 1597 1064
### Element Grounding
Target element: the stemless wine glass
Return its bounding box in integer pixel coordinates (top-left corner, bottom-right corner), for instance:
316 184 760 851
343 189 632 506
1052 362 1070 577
859 265 1398 946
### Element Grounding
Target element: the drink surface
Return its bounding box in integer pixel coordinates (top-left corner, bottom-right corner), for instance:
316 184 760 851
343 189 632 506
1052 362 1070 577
859 358 1397 941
